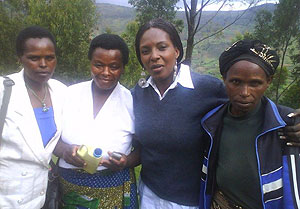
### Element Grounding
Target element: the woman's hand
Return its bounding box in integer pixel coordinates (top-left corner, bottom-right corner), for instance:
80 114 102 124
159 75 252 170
53 139 85 167
62 144 86 167
100 151 127 171
280 109 300 145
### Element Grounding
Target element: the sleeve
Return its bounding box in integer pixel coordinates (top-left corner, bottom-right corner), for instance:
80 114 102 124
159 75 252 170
278 105 300 207
282 145 300 208
215 77 228 105
193 74 228 112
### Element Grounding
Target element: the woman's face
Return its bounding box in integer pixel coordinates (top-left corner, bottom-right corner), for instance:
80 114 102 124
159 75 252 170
139 28 179 84
91 47 124 91
20 38 56 85
223 60 272 116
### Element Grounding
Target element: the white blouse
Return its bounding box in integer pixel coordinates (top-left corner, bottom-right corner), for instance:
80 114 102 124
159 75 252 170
59 80 135 170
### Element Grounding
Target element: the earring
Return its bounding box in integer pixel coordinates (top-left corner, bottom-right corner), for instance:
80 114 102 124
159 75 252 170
138 69 147 88
173 61 178 81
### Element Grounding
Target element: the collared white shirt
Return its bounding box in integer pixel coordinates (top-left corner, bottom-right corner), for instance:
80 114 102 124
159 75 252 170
59 81 135 170
141 64 194 100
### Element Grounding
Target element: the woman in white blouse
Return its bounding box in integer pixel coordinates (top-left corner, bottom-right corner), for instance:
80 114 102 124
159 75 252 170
54 34 139 209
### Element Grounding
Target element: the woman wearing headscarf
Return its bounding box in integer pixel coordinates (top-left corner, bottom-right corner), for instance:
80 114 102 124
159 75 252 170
200 40 300 209
0 26 66 208
54 34 138 209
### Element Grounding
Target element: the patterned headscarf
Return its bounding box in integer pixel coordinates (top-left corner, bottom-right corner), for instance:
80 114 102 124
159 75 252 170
219 40 280 77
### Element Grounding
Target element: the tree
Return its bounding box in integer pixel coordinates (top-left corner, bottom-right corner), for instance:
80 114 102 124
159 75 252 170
251 0 300 103
0 0 97 84
0 0 27 75
128 0 183 31
182 0 261 65
120 21 143 88
271 0 300 103
251 10 273 43
281 80 300 109
265 66 288 101
236 0 300 105
282 36 300 108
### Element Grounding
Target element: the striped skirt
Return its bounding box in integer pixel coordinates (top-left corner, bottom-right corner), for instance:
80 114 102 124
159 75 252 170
58 167 138 209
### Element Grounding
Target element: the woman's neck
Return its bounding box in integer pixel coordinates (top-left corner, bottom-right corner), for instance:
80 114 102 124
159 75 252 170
24 75 46 92
92 82 115 97
154 73 174 96
92 82 115 118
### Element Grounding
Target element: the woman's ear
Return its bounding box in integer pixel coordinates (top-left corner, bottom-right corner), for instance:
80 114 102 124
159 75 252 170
175 48 180 60
222 74 226 82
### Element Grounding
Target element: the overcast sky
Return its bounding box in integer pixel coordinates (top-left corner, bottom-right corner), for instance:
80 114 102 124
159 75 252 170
96 0 278 11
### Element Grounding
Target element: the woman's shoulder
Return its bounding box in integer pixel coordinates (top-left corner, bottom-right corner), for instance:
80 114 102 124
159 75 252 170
118 83 132 95
1 70 22 84
190 72 224 96
179 64 223 87
67 80 91 92
48 78 67 89
191 71 222 86
116 83 133 104
130 83 145 99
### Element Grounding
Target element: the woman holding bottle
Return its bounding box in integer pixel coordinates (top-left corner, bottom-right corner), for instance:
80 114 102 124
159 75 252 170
54 33 138 209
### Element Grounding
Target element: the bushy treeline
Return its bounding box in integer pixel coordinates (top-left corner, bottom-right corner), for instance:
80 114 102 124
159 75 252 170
0 0 97 85
235 0 300 108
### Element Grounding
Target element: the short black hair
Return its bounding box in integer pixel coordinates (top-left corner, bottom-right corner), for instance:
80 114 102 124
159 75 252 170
16 26 57 57
135 18 183 67
88 34 129 66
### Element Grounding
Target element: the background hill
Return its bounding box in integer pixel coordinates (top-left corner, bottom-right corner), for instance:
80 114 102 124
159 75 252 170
97 3 136 34
96 3 276 74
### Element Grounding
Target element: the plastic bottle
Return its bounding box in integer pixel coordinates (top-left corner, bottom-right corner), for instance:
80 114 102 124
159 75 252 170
77 145 102 174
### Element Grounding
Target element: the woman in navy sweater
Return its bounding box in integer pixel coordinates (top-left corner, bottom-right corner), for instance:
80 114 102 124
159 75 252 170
131 18 227 208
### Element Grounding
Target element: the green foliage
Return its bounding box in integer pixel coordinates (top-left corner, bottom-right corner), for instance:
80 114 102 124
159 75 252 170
252 10 274 43
0 0 27 75
265 66 288 100
268 0 300 104
120 21 143 89
0 0 97 84
49 0 97 84
272 0 300 48
128 0 183 32
281 80 300 109
241 0 300 105
232 31 256 43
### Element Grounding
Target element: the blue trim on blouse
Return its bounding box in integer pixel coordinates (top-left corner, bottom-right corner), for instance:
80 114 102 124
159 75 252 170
34 107 56 147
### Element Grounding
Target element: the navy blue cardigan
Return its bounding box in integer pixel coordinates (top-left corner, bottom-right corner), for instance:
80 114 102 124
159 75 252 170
132 71 228 206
